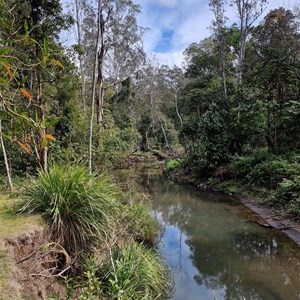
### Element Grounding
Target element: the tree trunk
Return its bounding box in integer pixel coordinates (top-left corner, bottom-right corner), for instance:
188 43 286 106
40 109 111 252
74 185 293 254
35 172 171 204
97 78 104 124
37 80 48 171
0 120 13 191
88 0 102 173
96 5 106 125
175 89 183 127
75 0 86 111
160 120 171 151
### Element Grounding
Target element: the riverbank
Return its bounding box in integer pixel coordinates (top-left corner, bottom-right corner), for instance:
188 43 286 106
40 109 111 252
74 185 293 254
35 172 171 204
0 165 173 300
166 168 300 247
0 193 44 299
145 169 300 299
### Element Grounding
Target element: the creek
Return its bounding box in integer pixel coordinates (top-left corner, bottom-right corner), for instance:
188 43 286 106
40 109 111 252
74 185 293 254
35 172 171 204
137 170 300 300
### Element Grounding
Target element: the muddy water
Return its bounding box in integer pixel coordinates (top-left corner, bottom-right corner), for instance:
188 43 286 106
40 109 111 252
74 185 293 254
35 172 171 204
139 172 300 300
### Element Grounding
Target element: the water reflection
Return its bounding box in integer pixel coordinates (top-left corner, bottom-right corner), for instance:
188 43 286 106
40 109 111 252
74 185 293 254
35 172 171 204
139 173 300 300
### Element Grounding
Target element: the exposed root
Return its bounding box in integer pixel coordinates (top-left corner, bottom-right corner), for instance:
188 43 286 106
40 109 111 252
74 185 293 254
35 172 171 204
17 241 72 278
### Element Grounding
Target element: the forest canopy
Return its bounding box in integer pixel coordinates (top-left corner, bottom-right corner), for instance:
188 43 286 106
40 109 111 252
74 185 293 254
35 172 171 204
0 0 299 214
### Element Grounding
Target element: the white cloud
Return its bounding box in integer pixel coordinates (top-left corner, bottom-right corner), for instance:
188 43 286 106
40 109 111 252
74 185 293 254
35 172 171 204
152 50 184 67
172 7 213 49
136 0 299 67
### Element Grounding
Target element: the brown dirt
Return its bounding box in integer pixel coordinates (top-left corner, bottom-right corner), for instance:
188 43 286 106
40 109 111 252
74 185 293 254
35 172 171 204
5 229 66 300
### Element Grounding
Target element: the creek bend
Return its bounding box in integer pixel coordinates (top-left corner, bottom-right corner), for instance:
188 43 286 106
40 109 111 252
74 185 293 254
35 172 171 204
136 170 300 300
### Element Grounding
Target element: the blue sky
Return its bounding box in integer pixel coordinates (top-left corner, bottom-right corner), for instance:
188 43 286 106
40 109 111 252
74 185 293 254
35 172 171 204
134 0 298 66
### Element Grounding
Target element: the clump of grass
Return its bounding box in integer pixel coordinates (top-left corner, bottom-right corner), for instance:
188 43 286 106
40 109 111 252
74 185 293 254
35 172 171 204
101 241 173 299
123 201 159 245
19 164 121 253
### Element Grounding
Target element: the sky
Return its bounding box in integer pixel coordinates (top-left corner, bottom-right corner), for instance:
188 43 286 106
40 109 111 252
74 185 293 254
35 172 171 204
134 0 299 67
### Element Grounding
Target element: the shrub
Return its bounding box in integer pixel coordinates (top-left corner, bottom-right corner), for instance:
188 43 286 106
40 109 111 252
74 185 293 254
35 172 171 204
268 176 300 220
78 257 103 300
230 151 300 189
246 160 291 188
19 164 121 253
96 113 140 169
101 241 173 299
166 159 182 171
229 149 274 179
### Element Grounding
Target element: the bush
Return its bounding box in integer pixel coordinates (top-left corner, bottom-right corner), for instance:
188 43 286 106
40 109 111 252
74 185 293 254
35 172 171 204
246 160 291 188
96 113 140 169
268 176 300 220
78 257 103 300
230 151 300 189
229 149 274 179
19 164 121 253
101 241 173 299
166 159 182 171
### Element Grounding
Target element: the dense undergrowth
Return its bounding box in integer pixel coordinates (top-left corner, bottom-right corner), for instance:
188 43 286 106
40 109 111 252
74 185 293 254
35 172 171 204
227 151 300 220
166 150 300 221
18 164 172 299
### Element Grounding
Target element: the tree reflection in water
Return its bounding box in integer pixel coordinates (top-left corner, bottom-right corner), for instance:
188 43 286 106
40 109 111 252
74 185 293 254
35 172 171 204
139 173 300 300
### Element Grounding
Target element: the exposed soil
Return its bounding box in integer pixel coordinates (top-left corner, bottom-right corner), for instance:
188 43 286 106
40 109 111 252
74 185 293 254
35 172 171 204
5 228 66 300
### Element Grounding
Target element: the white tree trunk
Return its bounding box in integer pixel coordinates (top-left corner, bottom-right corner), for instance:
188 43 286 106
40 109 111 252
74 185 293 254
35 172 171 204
88 0 102 173
0 120 13 191
75 0 86 111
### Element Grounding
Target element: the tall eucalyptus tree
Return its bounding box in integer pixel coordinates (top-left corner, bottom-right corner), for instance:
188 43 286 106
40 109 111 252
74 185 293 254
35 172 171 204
231 0 268 83
209 0 230 105
85 0 145 171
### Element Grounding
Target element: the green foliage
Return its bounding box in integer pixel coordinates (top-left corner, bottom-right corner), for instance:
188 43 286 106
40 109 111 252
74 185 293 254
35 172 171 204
166 159 183 171
96 113 140 169
268 177 300 220
194 105 231 168
19 164 121 252
122 201 159 245
53 257 103 300
101 241 173 300
78 257 103 300
230 151 300 189
62 242 172 300
229 150 300 219
217 181 241 194
229 150 274 179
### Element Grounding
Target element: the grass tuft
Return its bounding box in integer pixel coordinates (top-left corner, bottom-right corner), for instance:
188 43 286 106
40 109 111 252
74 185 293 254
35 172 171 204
122 201 159 245
101 241 173 299
19 164 121 253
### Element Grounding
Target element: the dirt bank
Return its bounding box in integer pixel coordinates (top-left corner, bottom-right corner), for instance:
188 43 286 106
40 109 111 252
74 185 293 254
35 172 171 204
5 228 66 300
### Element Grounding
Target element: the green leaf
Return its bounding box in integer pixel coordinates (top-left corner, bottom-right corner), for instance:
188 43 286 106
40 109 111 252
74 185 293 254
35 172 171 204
43 55 48 65
50 59 64 68
41 137 48 149
24 20 29 33
43 38 49 54
40 119 46 129
0 48 10 55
